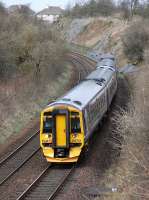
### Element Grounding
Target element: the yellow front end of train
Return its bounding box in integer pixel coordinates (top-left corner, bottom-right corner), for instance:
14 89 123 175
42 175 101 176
40 105 84 163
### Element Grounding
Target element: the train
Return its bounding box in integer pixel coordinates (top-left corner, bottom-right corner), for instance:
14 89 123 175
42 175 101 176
40 53 117 163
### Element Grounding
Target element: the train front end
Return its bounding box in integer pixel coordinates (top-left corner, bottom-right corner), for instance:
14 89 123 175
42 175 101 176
40 104 84 163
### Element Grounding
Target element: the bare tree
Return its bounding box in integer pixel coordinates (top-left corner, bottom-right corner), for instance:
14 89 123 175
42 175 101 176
0 2 6 14
120 0 140 19
130 0 139 17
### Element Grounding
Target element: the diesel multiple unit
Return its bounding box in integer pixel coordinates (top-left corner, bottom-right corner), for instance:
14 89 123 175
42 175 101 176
40 54 117 163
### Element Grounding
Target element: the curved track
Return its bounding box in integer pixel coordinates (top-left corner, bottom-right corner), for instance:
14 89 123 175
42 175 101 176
67 52 96 82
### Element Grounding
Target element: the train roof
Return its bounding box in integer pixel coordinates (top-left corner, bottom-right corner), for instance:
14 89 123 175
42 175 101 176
85 66 115 83
49 79 105 110
48 67 115 111
87 52 115 62
97 58 116 69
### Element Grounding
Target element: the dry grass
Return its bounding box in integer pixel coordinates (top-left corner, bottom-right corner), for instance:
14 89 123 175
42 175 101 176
0 64 73 144
98 66 149 200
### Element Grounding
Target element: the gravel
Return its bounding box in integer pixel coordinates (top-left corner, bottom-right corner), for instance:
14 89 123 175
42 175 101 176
0 151 48 200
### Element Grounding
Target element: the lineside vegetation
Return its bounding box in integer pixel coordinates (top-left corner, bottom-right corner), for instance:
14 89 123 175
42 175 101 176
65 0 149 19
122 20 149 63
104 67 149 200
0 2 67 80
0 2 69 144
100 18 149 200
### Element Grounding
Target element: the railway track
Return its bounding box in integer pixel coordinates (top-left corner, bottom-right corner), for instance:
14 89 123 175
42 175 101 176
0 131 40 185
17 164 75 200
67 52 96 82
70 51 97 66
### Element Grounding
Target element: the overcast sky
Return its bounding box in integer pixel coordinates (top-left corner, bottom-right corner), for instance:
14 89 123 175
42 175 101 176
2 0 85 11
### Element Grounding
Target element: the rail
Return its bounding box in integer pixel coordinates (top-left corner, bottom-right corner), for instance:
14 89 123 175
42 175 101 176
17 164 75 200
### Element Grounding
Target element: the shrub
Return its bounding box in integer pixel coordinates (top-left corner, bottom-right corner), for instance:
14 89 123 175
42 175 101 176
64 0 116 18
122 22 149 63
0 4 67 81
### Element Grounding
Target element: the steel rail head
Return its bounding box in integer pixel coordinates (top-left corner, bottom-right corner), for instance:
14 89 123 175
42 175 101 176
48 164 75 200
16 165 51 200
68 51 97 65
0 130 39 166
17 164 75 200
0 147 40 186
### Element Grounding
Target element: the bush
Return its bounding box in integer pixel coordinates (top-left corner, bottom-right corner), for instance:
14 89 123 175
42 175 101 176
135 3 149 19
122 22 149 63
64 0 116 18
0 4 67 81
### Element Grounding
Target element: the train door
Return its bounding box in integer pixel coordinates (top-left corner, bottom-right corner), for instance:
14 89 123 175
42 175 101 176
56 115 67 147
52 109 70 149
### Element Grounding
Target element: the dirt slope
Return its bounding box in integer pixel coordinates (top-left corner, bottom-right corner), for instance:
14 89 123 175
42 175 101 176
61 16 129 66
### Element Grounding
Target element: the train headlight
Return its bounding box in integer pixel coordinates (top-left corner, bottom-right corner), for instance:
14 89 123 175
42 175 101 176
72 133 78 138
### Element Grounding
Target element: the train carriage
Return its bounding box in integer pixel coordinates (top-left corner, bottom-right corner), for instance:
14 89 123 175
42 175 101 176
40 54 117 163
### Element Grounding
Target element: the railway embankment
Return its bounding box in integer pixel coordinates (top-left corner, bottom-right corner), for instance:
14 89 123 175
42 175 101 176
94 68 149 200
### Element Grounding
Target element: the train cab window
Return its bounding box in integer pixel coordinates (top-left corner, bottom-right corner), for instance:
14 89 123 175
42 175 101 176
73 100 82 106
71 118 81 133
43 118 53 133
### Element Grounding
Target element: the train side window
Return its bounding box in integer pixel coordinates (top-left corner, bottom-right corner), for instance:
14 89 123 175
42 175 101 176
71 117 81 133
43 118 53 133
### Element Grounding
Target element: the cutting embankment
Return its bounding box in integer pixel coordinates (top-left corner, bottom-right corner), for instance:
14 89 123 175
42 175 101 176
56 16 149 199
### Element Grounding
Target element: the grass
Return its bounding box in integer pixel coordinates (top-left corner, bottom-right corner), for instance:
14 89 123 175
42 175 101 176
98 67 149 200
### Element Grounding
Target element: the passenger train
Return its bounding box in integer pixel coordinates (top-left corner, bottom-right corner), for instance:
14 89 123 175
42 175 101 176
40 53 117 163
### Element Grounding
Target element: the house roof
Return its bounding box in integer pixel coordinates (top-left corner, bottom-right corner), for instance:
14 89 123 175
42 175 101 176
37 6 63 16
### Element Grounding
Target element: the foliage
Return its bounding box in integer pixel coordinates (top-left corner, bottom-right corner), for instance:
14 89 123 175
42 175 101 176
122 22 149 63
0 3 67 80
118 0 149 20
136 3 149 18
64 0 116 18
65 0 149 19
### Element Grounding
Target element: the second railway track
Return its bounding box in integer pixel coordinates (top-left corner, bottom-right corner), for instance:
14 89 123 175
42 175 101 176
0 131 40 185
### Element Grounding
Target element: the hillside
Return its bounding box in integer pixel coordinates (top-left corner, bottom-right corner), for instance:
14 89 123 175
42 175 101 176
56 16 129 66
55 15 149 200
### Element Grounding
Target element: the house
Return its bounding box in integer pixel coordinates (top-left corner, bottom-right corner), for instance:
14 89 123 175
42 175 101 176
36 6 64 23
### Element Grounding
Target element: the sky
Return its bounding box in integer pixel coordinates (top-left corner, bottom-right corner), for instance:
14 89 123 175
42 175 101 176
2 0 79 12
